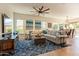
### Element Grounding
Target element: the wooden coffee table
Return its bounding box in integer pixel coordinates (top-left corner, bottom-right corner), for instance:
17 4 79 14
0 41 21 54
34 37 46 46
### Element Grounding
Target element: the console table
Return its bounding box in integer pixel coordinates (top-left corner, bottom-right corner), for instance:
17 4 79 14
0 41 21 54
0 33 18 55
0 39 14 55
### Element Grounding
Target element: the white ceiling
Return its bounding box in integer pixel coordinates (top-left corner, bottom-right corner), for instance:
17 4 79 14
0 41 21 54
0 3 79 20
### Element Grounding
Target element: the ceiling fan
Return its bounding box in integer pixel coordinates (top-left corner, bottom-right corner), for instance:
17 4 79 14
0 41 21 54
31 6 50 16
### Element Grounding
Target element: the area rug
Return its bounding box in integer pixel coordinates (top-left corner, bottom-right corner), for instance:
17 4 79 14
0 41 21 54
11 39 66 56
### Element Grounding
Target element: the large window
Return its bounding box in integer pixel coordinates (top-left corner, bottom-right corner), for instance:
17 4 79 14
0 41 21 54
59 24 64 29
53 24 58 30
4 18 12 33
16 20 24 33
68 23 79 29
75 23 79 29
35 20 41 29
53 23 65 30
26 19 33 30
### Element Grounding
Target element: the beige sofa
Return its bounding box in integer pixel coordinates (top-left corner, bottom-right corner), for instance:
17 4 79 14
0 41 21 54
44 31 67 45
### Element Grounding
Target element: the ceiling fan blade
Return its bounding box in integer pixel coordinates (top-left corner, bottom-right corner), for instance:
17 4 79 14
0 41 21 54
33 7 39 12
39 6 44 10
42 8 50 12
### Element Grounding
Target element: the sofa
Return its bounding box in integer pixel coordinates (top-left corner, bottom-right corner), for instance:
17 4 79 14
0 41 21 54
43 30 67 45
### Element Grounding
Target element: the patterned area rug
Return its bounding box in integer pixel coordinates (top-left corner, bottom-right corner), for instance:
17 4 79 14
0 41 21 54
11 39 65 56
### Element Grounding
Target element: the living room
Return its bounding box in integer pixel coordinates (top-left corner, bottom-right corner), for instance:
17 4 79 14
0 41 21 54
0 3 79 56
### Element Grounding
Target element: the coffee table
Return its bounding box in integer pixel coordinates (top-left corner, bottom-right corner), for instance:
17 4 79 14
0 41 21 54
34 37 46 46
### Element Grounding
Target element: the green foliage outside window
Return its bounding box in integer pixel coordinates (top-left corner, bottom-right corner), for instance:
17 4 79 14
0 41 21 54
53 24 58 30
7 29 12 32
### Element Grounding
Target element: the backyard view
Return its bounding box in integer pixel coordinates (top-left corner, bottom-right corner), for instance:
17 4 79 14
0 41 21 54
4 18 12 33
